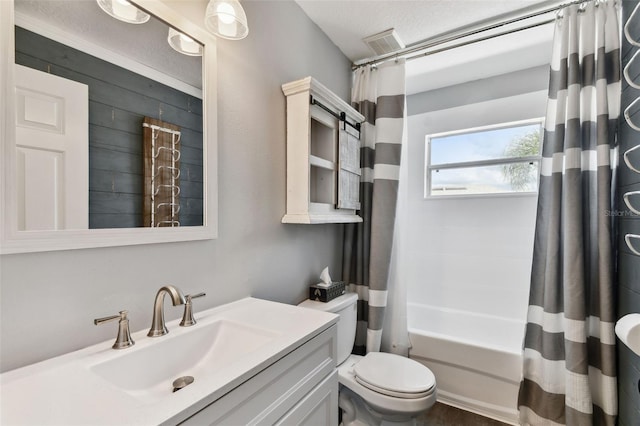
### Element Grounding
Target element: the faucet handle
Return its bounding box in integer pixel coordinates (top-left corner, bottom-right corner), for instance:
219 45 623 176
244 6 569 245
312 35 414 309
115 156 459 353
94 310 135 350
180 293 206 327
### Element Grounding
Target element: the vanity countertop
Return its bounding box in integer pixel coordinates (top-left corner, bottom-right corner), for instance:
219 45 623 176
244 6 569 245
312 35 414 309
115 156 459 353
0 297 337 425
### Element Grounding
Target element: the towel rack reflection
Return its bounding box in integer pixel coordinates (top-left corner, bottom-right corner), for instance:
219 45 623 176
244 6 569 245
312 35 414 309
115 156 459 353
143 121 181 228
155 165 181 180
155 146 181 163
624 97 640 131
154 185 181 197
625 3 640 46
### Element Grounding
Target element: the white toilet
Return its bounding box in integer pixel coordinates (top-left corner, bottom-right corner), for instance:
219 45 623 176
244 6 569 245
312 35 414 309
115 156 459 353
299 293 437 426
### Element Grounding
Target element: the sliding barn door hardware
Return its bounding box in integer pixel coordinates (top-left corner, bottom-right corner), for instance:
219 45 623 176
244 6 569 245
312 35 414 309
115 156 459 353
310 95 361 132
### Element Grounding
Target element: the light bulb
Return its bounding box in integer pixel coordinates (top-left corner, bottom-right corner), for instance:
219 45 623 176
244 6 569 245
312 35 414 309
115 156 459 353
216 2 236 25
96 0 150 24
204 0 248 40
168 28 202 56
112 0 136 21
180 34 194 43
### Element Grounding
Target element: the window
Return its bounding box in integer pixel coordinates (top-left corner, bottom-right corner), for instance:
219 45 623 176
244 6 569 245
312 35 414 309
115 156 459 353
425 119 543 198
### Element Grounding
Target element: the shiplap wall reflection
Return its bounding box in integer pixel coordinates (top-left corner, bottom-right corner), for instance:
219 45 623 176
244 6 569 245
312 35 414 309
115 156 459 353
14 27 203 228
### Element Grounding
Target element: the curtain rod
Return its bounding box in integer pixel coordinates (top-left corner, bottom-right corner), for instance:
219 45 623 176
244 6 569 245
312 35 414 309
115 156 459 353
352 0 593 70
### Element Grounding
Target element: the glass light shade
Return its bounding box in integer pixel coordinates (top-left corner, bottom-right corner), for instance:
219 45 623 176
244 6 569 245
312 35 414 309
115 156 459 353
204 0 249 40
96 0 150 24
167 28 203 56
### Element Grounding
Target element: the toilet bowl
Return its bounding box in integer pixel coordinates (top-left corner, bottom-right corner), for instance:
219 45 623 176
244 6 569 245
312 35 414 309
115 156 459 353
299 293 437 426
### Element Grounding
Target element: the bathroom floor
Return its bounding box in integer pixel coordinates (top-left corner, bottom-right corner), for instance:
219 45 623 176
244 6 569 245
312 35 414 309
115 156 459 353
416 403 510 426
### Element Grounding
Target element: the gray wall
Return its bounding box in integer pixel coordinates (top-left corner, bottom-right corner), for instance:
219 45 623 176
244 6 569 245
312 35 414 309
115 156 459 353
407 65 549 116
617 1 640 423
15 26 204 228
0 0 352 372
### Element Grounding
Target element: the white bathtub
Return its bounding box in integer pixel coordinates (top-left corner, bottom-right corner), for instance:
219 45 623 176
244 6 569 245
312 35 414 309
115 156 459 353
407 303 525 425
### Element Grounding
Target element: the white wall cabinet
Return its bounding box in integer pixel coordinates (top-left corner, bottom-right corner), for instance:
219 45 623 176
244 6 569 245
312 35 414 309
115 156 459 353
282 77 365 224
179 326 338 426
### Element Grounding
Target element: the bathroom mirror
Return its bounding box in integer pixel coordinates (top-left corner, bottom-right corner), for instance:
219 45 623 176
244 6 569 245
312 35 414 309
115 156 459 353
0 0 218 253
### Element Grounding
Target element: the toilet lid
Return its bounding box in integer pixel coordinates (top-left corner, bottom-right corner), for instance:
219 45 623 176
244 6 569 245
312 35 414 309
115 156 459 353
353 352 436 399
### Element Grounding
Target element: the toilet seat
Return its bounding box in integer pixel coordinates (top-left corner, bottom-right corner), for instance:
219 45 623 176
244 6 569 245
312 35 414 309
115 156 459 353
338 355 437 417
355 377 435 399
353 352 436 399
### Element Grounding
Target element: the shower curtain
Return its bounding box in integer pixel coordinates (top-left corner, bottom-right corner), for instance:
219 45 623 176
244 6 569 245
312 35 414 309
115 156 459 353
518 2 620 425
342 60 408 355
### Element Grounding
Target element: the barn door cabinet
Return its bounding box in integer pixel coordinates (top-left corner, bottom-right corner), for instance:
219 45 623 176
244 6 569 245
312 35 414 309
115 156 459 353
282 77 365 224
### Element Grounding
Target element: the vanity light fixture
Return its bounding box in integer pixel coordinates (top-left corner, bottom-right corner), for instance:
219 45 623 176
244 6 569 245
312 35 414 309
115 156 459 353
96 0 150 24
167 28 203 56
204 0 249 40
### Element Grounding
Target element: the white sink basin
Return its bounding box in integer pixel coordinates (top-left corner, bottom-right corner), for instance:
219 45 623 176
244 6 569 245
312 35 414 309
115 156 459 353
0 297 337 425
615 313 640 356
90 319 279 402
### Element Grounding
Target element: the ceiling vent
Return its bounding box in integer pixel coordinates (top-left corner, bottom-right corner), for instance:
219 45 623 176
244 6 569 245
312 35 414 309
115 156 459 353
363 29 405 56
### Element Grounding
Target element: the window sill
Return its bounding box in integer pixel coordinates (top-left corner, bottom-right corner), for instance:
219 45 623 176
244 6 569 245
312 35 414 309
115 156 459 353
423 191 539 201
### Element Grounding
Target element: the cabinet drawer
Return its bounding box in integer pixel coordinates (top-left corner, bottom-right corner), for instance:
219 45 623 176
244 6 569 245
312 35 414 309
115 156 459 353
180 325 337 425
275 370 338 426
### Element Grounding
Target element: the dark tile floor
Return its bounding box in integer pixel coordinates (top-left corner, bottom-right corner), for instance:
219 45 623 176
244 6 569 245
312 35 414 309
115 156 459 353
416 403 510 426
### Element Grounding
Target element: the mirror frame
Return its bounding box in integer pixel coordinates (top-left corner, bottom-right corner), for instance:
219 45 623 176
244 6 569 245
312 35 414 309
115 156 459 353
0 0 218 254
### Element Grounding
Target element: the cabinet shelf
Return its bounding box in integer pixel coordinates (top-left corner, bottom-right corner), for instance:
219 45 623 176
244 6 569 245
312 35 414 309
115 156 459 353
284 202 363 224
310 155 336 170
281 77 364 224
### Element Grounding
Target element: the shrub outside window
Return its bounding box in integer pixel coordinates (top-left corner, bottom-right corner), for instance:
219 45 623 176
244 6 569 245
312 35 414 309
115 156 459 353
425 119 543 198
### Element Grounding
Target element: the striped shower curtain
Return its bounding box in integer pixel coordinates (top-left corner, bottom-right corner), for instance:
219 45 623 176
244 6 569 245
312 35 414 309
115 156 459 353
342 60 406 354
518 2 620 425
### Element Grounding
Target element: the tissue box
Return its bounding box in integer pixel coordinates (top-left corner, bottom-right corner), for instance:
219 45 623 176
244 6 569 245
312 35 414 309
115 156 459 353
309 281 346 302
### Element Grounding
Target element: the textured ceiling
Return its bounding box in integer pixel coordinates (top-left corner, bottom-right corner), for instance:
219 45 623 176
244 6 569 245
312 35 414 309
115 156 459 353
295 0 561 62
295 0 561 94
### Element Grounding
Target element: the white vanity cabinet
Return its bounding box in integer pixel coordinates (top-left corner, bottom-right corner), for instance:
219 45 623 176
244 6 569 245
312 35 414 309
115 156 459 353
0 298 337 426
282 77 365 224
178 325 338 425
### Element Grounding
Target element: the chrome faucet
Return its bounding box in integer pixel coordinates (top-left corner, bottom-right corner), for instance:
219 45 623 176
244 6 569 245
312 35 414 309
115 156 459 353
147 285 186 337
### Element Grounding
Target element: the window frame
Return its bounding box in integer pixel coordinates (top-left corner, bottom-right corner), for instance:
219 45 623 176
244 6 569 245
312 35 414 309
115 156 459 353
424 118 544 199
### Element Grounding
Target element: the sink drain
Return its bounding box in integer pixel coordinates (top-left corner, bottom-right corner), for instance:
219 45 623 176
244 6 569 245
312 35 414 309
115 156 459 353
172 376 194 393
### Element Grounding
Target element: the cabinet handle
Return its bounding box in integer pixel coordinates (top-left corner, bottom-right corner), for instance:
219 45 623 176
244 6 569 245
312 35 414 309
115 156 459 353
625 4 640 47
625 234 640 257
624 97 640 132
624 191 640 215
624 144 640 173
624 50 640 89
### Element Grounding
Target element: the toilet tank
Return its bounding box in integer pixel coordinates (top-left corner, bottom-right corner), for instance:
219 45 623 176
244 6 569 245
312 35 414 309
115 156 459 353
298 293 358 365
